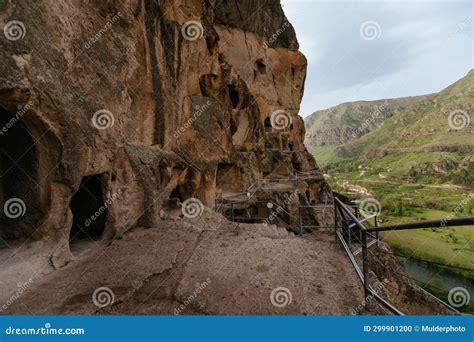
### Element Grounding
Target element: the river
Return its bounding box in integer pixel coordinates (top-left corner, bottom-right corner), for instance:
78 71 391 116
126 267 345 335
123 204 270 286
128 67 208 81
398 257 474 298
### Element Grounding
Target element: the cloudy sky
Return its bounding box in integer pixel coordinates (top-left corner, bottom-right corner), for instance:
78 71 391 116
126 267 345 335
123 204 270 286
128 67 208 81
281 0 473 116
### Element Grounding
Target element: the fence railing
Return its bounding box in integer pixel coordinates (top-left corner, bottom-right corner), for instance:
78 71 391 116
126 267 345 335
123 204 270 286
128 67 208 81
334 196 474 315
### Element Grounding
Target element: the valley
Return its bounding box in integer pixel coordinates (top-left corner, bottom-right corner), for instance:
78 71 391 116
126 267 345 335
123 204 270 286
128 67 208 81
304 70 474 312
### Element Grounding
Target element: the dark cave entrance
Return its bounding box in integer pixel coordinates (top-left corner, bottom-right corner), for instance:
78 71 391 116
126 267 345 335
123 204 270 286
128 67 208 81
69 175 106 244
169 185 184 202
227 84 239 109
0 107 40 245
264 117 272 132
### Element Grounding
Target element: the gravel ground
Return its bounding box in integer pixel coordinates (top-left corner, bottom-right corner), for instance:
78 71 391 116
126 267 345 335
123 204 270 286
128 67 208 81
1 209 364 315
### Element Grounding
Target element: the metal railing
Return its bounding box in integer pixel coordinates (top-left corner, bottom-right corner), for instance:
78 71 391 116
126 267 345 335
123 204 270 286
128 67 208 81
216 198 292 228
334 196 474 315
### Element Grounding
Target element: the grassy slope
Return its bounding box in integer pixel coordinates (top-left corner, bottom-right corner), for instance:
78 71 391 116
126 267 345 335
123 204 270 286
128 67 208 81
304 71 474 286
304 97 422 150
308 70 473 171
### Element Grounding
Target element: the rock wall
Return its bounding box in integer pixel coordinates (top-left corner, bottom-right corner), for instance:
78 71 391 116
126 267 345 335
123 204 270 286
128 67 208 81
0 0 330 265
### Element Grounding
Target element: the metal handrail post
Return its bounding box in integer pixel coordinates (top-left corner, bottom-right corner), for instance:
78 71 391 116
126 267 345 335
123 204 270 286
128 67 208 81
347 222 351 249
362 230 370 310
299 207 303 236
375 215 379 246
334 201 338 243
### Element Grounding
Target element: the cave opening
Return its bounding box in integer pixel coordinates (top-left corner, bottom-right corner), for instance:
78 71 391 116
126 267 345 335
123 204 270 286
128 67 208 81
292 159 302 172
69 175 106 245
264 117 272 132
169 185 184 202
255 58 267 74
0 107 40 245
227 84 239 109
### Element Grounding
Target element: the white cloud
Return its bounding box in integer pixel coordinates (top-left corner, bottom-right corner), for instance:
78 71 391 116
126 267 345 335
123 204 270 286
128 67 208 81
282 0 473 115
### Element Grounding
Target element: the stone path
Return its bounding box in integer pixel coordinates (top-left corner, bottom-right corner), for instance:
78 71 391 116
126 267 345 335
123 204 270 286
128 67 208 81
1 209 364 315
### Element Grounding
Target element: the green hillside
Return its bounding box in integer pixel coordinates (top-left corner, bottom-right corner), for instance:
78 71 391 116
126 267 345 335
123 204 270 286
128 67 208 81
304 70 474 283
305 96 422 150
305 70 473 187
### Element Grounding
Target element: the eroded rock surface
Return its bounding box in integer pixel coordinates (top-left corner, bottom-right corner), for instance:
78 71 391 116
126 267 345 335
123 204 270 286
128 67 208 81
0 1 446 315
0 0 329 263
2 210 366 314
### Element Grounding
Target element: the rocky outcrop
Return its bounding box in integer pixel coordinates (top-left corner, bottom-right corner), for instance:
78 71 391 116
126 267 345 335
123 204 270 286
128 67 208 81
304 98 419 149
0 1 329 266
0 1 448 316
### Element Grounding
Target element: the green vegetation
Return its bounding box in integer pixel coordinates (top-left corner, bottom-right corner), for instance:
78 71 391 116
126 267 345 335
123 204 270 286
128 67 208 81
324 160 473 280
304 70 474 292
218 52 227 63
419 282 474 315
306 70 473 185
382 209 474 280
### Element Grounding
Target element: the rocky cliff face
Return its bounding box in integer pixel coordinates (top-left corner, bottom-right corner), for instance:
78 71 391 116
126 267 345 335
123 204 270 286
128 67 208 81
0 0 449 316
0 0 330 265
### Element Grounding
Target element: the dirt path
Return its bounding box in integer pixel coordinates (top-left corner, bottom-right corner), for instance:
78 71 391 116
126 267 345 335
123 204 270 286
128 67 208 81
1 210 364 315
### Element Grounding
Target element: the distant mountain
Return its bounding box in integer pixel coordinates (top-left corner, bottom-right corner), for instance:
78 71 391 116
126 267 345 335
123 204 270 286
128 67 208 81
304 70 473 187
304 97 422 149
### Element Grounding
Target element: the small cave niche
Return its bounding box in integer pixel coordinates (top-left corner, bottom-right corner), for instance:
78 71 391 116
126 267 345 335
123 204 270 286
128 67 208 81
164 184 186 211
69 175 106 245
289 143 294 151
292 159 302 173
255 58 266 74
169 185 184 202
0 107 40 245
264 117 272 132
227 84 239 109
